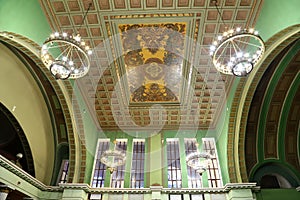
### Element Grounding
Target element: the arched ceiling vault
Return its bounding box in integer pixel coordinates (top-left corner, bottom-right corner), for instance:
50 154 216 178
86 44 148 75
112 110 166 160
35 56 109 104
228 25 300 183
0 32 86 184
1 0 299 185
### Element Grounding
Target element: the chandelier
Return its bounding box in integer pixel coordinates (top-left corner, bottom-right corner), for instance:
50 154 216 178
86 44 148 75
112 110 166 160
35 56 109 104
40 4 92 80
209 0 265 77
186 152 211 175
100 149 126 174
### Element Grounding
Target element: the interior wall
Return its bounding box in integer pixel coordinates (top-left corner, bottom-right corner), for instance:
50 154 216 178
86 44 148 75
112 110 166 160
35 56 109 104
0 42 54 184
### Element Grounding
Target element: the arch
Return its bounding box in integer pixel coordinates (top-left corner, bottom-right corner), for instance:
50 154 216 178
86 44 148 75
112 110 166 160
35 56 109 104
0 102 35 176
227 24 300 182
251 162 300 188
0 32 84 183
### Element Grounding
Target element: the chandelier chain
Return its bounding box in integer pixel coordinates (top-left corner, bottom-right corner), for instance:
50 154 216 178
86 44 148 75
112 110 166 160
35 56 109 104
78 3 92 34
213 0 227 28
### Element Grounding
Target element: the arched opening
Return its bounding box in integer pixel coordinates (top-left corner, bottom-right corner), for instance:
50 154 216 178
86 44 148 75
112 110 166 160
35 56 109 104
0 102 34 176
251 162 299 188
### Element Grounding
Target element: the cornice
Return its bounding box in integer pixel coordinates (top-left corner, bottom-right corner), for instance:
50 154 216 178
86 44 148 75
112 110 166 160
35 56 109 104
0 155 62 192
1 155 260 195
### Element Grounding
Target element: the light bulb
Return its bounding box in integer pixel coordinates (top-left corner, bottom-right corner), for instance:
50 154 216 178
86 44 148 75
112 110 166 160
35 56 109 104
237 52 243 58
74 35 81 42
62 56 68 61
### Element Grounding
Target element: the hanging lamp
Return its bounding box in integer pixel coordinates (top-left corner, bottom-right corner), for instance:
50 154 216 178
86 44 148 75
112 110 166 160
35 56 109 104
40 3 93 80
209 0 265 77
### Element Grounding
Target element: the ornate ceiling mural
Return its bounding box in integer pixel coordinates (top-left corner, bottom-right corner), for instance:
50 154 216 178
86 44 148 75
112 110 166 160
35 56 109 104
40 0 263 130
119 23 186 103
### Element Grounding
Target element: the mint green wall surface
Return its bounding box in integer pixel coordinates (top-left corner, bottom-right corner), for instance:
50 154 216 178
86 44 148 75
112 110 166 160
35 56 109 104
255 0 300 41
257 189 300 200
72 83 100 183
0 0 51 45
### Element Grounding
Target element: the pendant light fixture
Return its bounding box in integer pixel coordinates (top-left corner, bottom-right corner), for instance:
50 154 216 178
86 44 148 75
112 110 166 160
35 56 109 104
209 0 265 77
40 3 93 80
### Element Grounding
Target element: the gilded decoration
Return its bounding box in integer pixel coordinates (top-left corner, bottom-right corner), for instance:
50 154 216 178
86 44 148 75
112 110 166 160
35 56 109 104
119 23 186 103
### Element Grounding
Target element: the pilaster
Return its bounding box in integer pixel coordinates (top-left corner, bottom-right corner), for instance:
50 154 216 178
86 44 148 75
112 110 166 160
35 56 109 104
225 183 257 200
60 183 89 200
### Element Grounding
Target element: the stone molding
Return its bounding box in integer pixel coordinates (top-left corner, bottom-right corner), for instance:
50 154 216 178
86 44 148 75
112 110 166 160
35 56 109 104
0 155 62 192
1 155 261 196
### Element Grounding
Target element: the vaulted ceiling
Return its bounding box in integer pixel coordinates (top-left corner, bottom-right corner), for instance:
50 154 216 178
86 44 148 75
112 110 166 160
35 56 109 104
40 0 263 131
0 0 299 186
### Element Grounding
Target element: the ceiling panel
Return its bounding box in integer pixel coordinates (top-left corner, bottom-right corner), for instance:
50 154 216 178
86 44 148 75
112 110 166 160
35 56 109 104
40 0 263 131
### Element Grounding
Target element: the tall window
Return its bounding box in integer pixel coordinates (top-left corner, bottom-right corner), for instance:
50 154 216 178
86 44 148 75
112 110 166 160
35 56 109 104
92 139 110 188
202 138 222 187
167 139 182 188
57 159 69 184
111 139 127 188
184 139 201 188
130 139 145 188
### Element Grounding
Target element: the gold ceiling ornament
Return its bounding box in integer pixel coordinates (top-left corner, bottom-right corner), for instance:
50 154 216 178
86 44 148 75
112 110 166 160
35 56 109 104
210 0 265 77
119 23 185 103
40 3 93 80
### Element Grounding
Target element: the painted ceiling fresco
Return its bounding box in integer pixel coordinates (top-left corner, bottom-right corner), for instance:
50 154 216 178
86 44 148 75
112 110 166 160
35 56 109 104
119 23 186 103
40 0 263 130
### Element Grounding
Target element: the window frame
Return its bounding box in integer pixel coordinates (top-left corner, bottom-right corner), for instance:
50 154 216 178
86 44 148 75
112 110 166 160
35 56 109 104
130 139 145 188
110 139 128 188
166 138 182 188
91 139 110 188
56 159 69 185
202 138 223 187
184 138 202 188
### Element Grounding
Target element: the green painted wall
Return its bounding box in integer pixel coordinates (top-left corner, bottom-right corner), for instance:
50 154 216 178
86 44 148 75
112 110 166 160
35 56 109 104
255 0 300 41
149 133 163 186
0 0 51 45
84 151 94 184
72 83 104 183
257 189 300 200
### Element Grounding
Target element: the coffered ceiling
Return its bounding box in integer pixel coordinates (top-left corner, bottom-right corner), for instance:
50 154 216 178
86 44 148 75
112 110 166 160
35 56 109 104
39 0 263 131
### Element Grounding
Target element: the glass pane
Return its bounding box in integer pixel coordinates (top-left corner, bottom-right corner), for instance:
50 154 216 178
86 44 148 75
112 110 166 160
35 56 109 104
184 139 201 188
57 160 69 184
130 140 145 188
111 141 127 188
92 140 110 188
202 138 222 187
167 140 182 188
